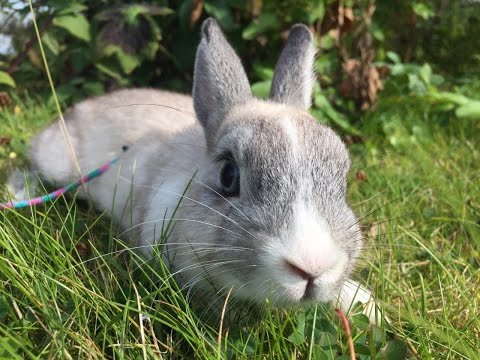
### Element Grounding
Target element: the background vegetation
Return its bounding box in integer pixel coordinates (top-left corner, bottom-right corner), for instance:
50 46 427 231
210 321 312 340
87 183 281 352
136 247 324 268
0 0 479 358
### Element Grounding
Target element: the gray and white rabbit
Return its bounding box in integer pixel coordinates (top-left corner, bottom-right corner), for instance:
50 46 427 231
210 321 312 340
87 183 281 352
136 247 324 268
24 18 379 320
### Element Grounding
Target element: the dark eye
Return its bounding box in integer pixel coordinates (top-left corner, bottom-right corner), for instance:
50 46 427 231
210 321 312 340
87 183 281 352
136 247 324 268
220 161 240 197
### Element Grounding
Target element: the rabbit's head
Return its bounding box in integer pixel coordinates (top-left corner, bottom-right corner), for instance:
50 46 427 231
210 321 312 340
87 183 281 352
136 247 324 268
180 18 362 307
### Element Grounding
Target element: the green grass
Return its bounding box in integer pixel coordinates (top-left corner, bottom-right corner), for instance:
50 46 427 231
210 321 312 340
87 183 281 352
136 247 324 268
0 92 479 359
348 103 480 359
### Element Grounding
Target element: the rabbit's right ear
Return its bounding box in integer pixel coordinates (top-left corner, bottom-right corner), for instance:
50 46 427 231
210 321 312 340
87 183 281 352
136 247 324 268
193 18 251 138
269 24 315 110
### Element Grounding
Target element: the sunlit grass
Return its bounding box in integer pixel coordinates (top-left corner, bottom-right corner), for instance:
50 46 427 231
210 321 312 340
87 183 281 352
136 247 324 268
1 93 479 358
347 105 480 359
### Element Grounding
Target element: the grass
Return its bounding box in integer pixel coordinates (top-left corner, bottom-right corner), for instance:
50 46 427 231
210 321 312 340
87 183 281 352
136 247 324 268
0 88 479 359
348 102 480 358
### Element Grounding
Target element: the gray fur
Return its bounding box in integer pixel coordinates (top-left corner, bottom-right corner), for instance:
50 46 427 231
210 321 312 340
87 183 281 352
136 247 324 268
269 24 315 109
22 18 379 322
193 18 252 147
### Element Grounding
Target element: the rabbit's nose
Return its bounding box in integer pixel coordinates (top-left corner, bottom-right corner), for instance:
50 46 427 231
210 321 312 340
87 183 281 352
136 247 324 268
284 259 317 298
284 259 315 281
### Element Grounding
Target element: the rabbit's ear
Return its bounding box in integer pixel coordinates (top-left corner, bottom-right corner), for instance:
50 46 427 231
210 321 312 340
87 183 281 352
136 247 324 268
269 24 315 109
193 18 251 133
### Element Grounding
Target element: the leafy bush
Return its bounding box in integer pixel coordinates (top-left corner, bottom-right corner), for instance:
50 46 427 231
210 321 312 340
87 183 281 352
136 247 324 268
1 0 479 127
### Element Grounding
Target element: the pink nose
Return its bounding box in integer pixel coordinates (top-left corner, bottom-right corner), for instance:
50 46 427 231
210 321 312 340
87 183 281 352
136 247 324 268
284 259 315 281
284 259 316 298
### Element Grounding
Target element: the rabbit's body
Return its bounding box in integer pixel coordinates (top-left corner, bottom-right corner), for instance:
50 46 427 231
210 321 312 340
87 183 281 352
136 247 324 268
30 89 207 238
26 19 380 320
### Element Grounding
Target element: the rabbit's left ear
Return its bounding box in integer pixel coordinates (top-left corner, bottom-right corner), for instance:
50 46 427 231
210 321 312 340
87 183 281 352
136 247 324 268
269 24 315 110
193 18 251 136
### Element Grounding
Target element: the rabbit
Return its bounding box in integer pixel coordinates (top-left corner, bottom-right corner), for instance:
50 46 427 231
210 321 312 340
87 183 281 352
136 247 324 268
24 18 380 321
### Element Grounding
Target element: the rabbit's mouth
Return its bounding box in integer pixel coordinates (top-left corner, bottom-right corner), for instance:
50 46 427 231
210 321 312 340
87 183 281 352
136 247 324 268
210 259 345 307
269 275 342 306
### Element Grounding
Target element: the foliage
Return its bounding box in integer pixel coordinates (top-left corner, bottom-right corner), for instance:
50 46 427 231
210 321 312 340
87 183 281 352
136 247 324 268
375 0 480 78
1 0 174 103
378 53 480 121
1 0 479 131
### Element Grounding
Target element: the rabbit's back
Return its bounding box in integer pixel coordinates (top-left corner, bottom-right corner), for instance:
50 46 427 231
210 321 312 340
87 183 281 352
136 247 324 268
28 88 206 229
30 88 197 179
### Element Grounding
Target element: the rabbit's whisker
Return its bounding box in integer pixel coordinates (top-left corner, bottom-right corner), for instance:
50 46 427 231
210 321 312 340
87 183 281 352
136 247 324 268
119 218 246 241
118 175 262 242
117 164 255 226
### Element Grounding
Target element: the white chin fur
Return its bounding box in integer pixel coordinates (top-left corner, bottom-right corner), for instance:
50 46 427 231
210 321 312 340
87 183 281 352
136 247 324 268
268 203 346 300
226 202 348 306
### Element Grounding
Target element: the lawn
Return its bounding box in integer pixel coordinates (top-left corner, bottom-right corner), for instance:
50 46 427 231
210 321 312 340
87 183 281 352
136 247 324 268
0 84 478 359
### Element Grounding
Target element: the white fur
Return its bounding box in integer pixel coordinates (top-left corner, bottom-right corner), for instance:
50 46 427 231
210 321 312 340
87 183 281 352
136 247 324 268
287 203 342 275
280 115 299 149
262 202 347 303
139 155 210 251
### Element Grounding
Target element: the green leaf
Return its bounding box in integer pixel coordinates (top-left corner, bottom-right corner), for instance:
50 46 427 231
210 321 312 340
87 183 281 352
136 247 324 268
101 45 140 74
251 80 271 99
307 0 325 24
377 340 408 360
242 13 279 40
355 343 372 356
455 101 480 119
0 71 16 88
122 5 172 25
352 314 370 331
319 33 336 50
70 49 89 72
418 63 432 85
408 74 427 94
372 23 385 42
143 16 162 59
123 4 148 25
390 63 420 76
311 345 330 360
53 15 91 42
0 296 8 322
287 311 306 345
57 3 88 15
318 331 337 347
313 93 360 135
432 102 456 113
430 74 444 86
430 91 469 106
0 336 22 358
386 51 401 64
82 81 104 96
116 52 140 75
252 63 274 81
412 3 434 20
49 0 87 14
54 83 76 103
95 62 123 81
204 0 236 31
370 325 384 348
41 32 60 55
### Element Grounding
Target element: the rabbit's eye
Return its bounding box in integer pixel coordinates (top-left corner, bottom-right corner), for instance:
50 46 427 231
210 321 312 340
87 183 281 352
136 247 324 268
220 161 240 196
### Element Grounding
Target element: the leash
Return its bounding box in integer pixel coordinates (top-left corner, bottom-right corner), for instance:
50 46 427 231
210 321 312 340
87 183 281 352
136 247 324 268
1 157 119 210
